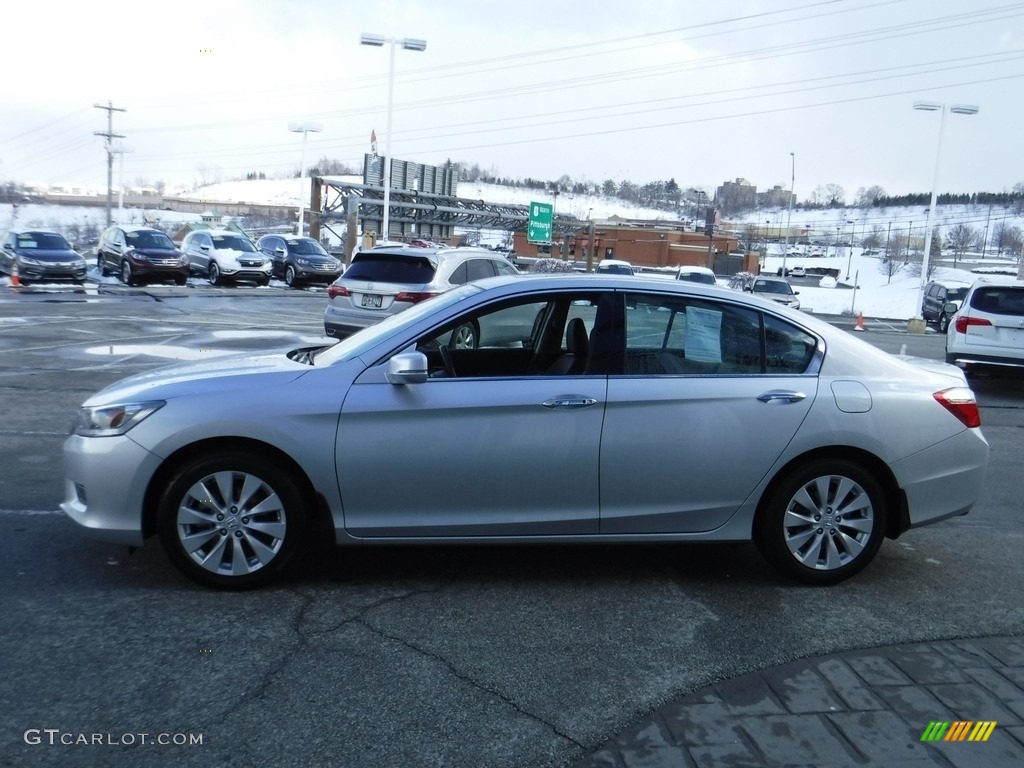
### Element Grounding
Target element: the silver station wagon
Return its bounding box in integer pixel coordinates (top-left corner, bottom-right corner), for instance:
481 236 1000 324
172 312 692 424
63 275 989 589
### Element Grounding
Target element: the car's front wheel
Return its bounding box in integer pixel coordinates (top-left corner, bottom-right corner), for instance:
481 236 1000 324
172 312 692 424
284 265 298 287
938 312 950 333
157 452 307 590
208 262 221 286
755 459 886 585
121 260 136 286
451 321 479 350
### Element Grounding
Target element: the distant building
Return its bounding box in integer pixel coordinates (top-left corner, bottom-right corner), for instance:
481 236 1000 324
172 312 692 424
757 185 796 209
715 178 758 215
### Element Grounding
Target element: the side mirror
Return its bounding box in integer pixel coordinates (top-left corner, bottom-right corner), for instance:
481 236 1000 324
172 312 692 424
943 301 959 314
200 244 211 252
275 248 286 256
386 352 429 384
794 291 800 295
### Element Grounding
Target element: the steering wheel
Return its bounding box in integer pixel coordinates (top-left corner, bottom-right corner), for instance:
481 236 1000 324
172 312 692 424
439 344 456 378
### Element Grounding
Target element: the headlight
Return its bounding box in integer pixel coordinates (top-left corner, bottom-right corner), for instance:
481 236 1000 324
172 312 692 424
297 258 311 266
17 255 43 267
75 400 165 437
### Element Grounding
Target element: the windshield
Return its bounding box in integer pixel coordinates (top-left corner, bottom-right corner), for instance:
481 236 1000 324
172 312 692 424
946 287 969 303
344 253 436 283
17 232 71 250
127 231 175 250
212 235 257 252
287 239 329 256
314 283 482 366
753 279 794 295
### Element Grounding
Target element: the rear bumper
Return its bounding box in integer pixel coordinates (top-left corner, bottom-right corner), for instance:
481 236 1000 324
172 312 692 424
946 352 1024 369
890 427 989 529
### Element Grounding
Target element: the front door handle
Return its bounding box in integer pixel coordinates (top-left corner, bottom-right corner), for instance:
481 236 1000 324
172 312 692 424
542 396 598 409
757 390 807 404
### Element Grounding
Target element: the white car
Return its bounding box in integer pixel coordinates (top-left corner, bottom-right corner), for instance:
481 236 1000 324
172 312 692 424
676 266 717 285
945 276 1024 374
791 266 807 278
181 229 272 286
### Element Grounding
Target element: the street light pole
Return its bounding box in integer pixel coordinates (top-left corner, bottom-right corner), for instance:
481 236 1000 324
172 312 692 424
910 100 979 330
289 122 323 236
845 219 855 279
781 152 795 277
360 33 427 242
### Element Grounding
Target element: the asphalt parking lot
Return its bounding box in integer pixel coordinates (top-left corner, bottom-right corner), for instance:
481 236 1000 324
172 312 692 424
1 282 1022 768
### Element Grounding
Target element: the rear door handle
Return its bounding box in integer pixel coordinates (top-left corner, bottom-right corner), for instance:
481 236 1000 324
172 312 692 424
757 390 807 404
542 396 598 409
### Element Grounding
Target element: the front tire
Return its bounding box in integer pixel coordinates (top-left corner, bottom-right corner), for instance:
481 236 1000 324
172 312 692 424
285 265 298 287
755 459 886 585
451 321 479 350
121 260 136 286
157 452 307 590
938 313 950 334
208 262 221 286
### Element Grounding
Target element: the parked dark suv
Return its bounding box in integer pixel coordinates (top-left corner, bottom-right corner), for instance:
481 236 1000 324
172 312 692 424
97 226 189 286
922 280 971 333
256 235 343 287
1 229 88 283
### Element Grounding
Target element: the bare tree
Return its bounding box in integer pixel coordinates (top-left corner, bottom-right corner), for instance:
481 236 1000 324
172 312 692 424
946 223 976 268
853 185 886 207
862 224 885 250
823 183 846 207
878 251 906 284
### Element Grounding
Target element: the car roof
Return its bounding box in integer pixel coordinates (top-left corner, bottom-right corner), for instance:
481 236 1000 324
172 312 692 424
9 228 62 236
119 226 164 234
677 265 715 274
971 275 1024 288
754 275 789 283
598 259 633 267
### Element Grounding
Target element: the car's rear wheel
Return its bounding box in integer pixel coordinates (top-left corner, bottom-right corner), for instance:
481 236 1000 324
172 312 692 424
755 459 886 585
157 452 307 590
121 261 135 286
451 321 479 350
208 262 221 286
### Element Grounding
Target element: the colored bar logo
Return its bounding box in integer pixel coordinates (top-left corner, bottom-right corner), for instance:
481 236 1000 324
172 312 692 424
921 721 997 742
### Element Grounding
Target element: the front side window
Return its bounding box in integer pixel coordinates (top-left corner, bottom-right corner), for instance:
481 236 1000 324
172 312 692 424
414 292 607 378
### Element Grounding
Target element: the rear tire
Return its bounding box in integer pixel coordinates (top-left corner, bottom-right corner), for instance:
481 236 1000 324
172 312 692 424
157 452 307 590
755 459 886 585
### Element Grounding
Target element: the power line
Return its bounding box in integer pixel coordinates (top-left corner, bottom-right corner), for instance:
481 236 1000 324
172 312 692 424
94 101 126 227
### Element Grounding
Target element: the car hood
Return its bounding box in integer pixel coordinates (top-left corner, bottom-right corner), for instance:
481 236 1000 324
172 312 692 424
133 247 182 257
83 352 309 406
16 249 83 262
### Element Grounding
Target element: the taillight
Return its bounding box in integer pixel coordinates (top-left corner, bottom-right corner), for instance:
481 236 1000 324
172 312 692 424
394 291 439 303
954 315 992 334
327 284 350 299
934 387 981 428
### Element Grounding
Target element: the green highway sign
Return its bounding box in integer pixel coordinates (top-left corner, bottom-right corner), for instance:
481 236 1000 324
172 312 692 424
528 201 553 244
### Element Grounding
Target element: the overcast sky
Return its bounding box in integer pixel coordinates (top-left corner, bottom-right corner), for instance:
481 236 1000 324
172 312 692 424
3 0 1023 201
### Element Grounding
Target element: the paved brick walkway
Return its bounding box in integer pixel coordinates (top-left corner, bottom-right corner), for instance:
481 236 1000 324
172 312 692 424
576 636 1024 768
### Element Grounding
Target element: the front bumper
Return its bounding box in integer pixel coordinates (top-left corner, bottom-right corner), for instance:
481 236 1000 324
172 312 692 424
61 434 163 546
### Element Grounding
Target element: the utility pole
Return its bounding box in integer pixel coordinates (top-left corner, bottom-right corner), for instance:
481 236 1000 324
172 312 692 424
94 101 126 227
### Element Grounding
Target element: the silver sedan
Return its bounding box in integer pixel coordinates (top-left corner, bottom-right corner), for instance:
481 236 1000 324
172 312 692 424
62 275 989 589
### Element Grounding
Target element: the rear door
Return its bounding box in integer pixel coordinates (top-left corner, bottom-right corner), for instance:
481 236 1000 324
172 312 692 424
599 292 820 534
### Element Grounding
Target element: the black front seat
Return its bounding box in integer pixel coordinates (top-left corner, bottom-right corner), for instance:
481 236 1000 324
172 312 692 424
546 317 590 375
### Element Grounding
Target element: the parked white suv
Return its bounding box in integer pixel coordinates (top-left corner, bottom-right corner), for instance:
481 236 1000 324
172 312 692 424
181 229 272 286
945 276 1024 374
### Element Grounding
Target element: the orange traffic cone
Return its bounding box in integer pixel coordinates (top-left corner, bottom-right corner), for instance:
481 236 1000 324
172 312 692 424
9 264 20 288
853 311 865 331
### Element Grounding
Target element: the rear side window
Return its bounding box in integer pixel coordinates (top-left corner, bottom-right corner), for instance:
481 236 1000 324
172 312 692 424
971 287 1024 316
345 254 436 283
